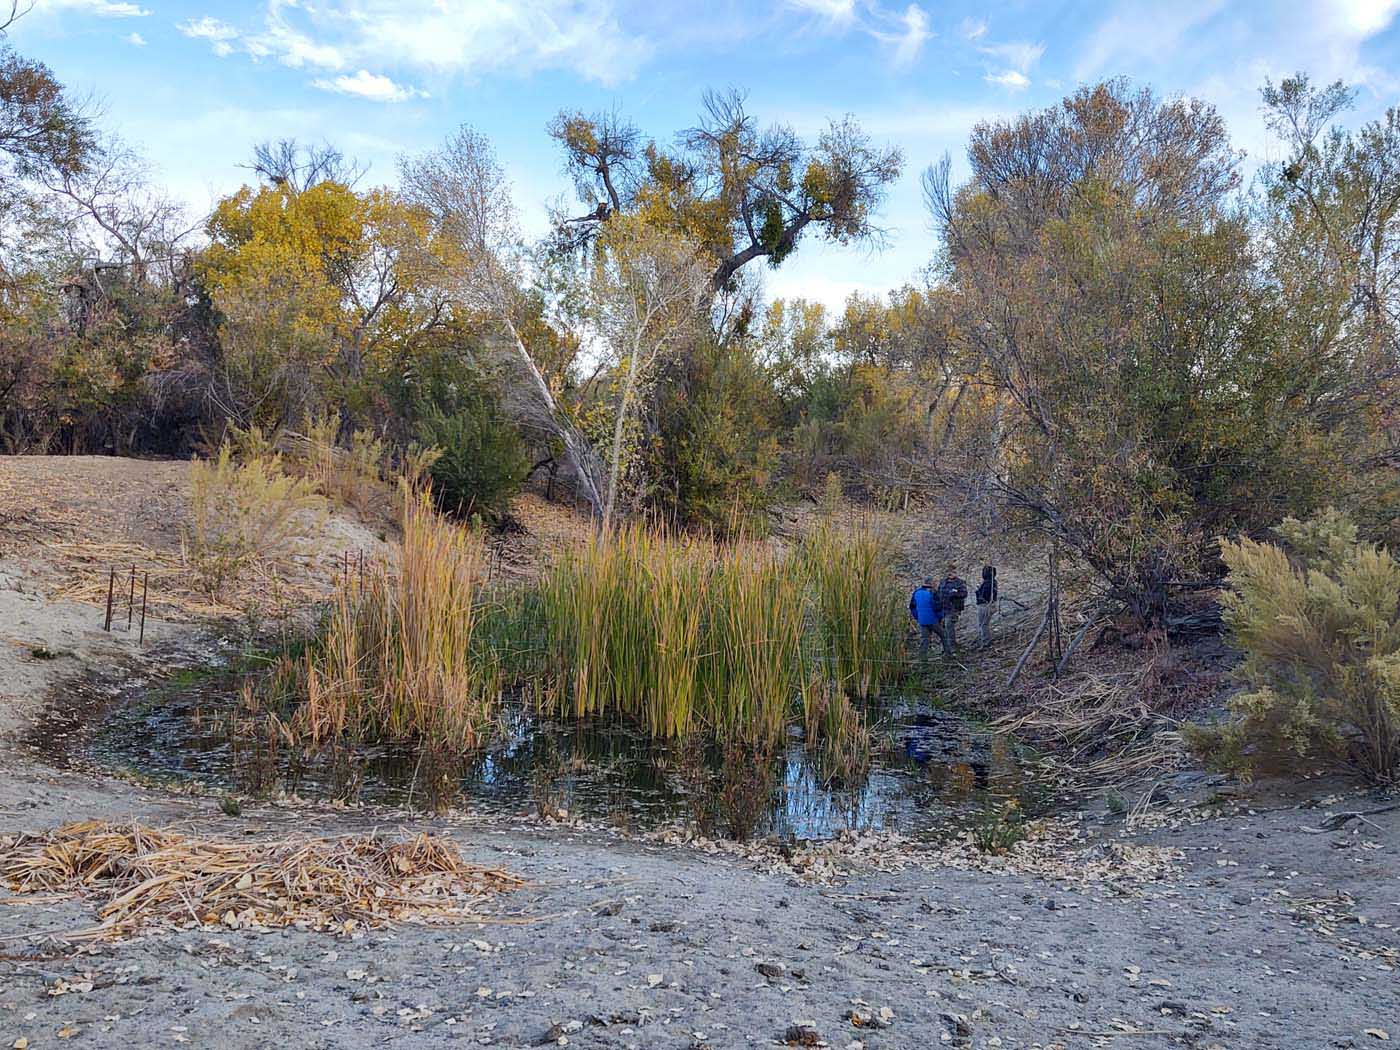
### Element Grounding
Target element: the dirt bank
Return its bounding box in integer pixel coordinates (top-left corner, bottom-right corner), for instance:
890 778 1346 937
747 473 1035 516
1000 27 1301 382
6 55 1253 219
2 753 1396 1050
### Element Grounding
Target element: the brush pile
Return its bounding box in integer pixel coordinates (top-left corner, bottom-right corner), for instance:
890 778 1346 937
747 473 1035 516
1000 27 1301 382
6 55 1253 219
993 657 1208 784
1 821 524 939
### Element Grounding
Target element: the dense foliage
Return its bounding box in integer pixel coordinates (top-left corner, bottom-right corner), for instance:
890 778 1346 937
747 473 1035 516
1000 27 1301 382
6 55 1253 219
1 9 1396 627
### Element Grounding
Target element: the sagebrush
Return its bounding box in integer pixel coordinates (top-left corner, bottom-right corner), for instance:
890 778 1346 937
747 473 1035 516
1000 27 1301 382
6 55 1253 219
1188 509 1400 782
184 446 323 598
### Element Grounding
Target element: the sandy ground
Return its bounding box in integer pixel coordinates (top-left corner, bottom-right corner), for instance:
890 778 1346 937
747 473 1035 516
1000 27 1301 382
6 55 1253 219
2 457 1397 1050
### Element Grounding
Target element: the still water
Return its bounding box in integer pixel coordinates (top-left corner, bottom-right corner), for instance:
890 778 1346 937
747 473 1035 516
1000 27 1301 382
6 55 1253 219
53 652 1062 841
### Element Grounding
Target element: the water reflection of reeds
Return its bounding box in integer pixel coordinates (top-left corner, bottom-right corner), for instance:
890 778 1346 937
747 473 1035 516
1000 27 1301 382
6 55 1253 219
94 674 1057 842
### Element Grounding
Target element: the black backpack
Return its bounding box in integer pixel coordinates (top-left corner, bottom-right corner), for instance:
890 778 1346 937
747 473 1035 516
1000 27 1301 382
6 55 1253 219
944 579 967 612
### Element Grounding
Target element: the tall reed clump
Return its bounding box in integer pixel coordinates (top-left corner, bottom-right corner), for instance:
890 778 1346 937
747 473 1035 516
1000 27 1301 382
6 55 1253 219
533 521 902 751
281 487 501 751
701 548 813 743
538 525 707 737
802 517 903 699
537 527 815 743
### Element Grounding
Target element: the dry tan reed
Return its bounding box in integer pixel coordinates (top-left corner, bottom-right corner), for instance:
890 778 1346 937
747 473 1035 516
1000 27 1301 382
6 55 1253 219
1 820 524 939
286 486 501 750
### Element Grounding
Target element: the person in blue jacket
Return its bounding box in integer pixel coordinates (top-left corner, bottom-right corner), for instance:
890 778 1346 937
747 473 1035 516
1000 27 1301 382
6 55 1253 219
909 577 942 658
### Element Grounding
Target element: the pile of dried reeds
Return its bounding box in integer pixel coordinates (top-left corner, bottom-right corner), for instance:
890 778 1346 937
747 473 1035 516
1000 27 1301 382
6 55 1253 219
994 663 1190 785
1 821 524 939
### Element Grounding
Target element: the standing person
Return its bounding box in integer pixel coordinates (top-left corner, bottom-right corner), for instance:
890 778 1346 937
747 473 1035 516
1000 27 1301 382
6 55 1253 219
976 564 998 646
938 564 968 655
909 577 942 659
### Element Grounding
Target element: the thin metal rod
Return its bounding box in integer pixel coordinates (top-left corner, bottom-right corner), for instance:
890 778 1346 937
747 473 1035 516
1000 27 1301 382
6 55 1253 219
103 569 115 632
127 566 136 630
139 572 149 646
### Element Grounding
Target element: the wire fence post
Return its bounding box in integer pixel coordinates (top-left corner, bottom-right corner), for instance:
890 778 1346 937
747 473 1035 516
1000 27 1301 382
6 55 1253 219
103 568 115 632
138 572 149 647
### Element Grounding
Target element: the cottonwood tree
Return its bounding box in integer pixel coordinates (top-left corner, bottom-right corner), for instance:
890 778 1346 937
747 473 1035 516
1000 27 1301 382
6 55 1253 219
550 89 902 295
1260 76 1400 542
0 34 93 189
247 138 365 193
43 136 192 287
400 127 608 517
578 215 710 529
923 80 1367 625
201 180 443 426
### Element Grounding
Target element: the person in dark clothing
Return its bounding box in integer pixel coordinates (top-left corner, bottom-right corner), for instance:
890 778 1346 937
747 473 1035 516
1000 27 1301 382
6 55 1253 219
975 564 998 646
909 577 942 658
938 565 968 655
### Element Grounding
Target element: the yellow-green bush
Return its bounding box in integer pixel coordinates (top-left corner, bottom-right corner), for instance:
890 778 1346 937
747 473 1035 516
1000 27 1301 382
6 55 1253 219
1189 509 1400 782
184 446 324 598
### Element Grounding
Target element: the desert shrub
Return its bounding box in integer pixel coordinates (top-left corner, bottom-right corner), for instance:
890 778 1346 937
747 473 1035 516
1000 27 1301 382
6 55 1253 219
645 336 781 536
272 489 502 750
228 414 395 516
302 411 392 514
972 801 1028 854
1187 509 1400 782
418 404 530 521
184 446 324 598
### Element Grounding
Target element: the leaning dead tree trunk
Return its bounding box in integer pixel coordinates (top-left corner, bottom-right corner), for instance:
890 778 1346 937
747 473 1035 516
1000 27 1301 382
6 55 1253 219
1055 605 1107 677
1007 600 1052 689
502 317 606 519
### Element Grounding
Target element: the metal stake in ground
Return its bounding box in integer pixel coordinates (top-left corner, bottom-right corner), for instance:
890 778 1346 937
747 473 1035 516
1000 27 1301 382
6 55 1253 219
103 568 115 632
127 566 136 630
139 572 149 647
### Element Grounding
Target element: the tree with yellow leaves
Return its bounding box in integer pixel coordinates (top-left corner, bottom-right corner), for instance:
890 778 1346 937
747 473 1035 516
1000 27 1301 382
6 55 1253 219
201 179 443 426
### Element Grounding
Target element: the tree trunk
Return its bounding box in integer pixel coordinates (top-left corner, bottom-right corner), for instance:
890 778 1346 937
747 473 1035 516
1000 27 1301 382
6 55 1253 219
602 346 642 533
503 318 606 519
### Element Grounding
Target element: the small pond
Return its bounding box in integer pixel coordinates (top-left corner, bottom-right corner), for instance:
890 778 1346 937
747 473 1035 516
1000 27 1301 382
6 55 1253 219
43 645 1068 842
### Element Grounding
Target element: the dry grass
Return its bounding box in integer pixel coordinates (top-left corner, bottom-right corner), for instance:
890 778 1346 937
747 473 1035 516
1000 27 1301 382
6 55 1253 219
994 660 1196 786
45 540 315 623
1 820 524 940
271 487 502 750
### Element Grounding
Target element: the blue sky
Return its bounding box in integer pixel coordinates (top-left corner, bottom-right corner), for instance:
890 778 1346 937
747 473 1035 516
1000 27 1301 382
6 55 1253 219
10 0 1400 309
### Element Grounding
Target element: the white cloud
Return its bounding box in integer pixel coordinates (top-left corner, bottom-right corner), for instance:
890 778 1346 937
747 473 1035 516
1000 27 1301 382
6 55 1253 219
177 16 238 41
33 0 150 16
882 4 931 68
124 31 145 45
174 0 650 86
786 0 857 22
973 32 1042 92
960 17 987 41
1074 1 1226 81
791 0 931 67
981 40 1044 73
1322 0 1400 37
984 69 1030 90
312 69 425 103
